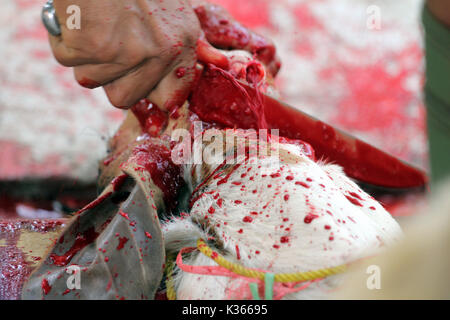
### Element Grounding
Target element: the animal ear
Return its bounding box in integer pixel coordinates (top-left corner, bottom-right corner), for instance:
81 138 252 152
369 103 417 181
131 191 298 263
22 162 165 300
97 111 143 192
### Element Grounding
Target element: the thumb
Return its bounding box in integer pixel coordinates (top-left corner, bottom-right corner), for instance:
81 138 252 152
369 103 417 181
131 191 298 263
196 36 230 70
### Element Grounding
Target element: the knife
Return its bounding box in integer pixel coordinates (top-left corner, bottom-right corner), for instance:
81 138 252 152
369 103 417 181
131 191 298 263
189 64 428 189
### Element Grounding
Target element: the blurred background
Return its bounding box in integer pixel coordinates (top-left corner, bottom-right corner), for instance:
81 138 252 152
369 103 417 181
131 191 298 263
0 0 428 299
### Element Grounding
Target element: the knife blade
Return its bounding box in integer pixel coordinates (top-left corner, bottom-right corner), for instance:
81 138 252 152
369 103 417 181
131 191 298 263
189 64 428 189
259 86 428 189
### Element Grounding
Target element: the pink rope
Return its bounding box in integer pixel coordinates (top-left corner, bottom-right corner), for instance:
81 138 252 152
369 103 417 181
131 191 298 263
176 247 320 300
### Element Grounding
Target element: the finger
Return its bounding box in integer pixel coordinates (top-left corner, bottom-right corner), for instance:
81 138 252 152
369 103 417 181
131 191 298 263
196 38 229 70
49 35 99 67
73 62 135 89
193 4 278 72
103 59 165 108
147 58 199 112
48 0 104 67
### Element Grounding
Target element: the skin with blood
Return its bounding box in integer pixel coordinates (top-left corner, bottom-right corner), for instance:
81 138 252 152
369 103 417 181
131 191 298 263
170 127 402 299
192 40 425 189
131 99 169 137
189 64 268 129
3 1 415 299
0 216 65 299
193 3 280 76
128 142 184 212
77 77 101 89
49 227 99 267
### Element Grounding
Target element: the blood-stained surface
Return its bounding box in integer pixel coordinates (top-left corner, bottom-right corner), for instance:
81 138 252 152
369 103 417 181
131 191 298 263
0 0 427 182
0 0 124 182
0 0 427 299
0 199 66 300
210 0 427 169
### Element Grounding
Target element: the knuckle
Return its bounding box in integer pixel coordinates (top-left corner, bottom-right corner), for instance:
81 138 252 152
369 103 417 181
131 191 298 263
53 50 77 67
104 85 133 108
90 41 115 62
73 68 101 89
77 33 117 62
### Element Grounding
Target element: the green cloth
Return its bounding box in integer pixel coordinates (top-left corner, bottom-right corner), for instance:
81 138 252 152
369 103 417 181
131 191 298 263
422 5 450 187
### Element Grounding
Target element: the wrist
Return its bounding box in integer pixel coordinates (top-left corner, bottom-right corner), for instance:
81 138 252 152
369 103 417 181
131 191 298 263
427 0 450 28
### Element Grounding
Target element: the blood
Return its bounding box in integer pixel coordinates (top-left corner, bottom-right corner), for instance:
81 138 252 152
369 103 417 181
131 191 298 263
345 195 363 207
41 278 51 295
130 142 184 211
295 181 310 188
245 61 265 85
116 237 129 251
131 99 168 137
207 0 270 29
119 210 130 220
194 4 279 76
75 192 112 215
0 218 64 300
189 64 267 130
175 67 186 78
261 83 427 188
348 192 363 200
280 236 289 243
62 289 71 296
304 213 319 224
217 163 243 186
49 227 99 267
293 3 324 31
188 64 317 166
190 161 227 207
103 154 118 166
111 174 128 191
77 77 100 89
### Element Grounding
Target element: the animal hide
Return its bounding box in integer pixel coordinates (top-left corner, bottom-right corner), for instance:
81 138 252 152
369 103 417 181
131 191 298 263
162 129 403 299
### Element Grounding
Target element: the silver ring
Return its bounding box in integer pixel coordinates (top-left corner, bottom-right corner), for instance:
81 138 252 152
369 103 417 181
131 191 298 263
42 0 61 36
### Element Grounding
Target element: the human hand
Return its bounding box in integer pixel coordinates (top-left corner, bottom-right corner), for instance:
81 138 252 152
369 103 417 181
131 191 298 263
192 1 281 77
50 0 201 111
427 0 450 28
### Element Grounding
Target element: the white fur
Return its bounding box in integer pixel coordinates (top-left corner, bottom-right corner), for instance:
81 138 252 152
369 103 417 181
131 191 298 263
163 132 402 299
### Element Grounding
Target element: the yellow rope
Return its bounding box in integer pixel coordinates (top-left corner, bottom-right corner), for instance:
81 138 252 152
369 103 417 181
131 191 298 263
165 238 348 300
165 255 177 300
196 239 347 283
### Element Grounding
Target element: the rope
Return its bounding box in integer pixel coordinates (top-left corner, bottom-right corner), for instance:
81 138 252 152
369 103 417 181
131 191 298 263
165 254 177 300
165 238 348 300
197 238 347 283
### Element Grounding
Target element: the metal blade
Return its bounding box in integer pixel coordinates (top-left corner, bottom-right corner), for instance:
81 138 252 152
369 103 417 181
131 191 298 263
252 84 428 189
189 64 428 189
